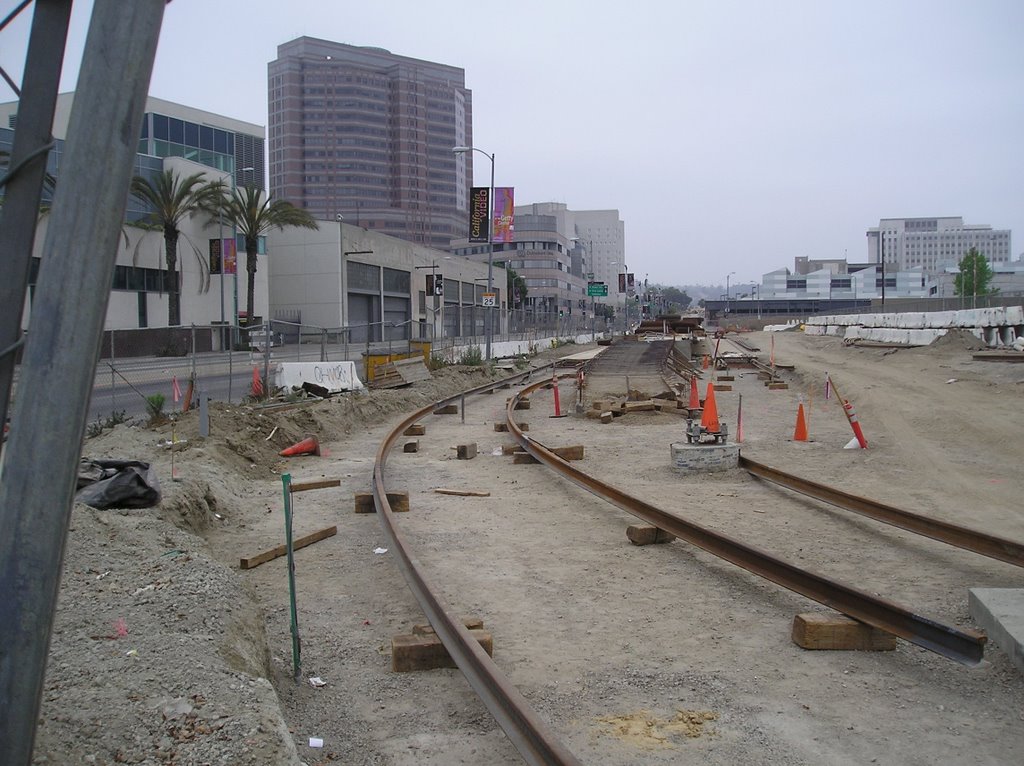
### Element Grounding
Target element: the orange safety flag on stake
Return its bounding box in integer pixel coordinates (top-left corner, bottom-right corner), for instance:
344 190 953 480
700 382 720 432
793 402 809 441
251 366 264 397
171 376 181 403
736 393 744 443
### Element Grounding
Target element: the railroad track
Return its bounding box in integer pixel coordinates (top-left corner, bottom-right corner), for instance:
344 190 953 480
370 338 1018 764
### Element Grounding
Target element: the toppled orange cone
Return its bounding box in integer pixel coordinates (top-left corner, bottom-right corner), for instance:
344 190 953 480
280 436 320 457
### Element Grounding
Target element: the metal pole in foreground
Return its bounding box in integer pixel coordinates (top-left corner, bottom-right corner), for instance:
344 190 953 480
0 3 166 763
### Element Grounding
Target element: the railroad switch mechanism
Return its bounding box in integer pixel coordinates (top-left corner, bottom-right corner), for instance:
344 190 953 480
354 490 409 513
392 617 493 672
626 525 676 546
791 613 897 652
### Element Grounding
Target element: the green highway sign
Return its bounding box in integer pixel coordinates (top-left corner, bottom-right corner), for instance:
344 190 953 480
587 282 608 297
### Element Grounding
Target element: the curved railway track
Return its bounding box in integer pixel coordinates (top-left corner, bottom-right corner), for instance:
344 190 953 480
370 338 1017 764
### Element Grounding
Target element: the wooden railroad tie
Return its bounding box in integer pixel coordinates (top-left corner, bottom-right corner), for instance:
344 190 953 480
404 423 426 436
622 400 656 413
501 444 521 456
791 612 897 652
506 397 531 410
392 617 492 672
626 525 676 546
434 403 459 415
494 422 529 432
403 440 419 453
240 525 337 570
716 374 735 382
767 382 789 390
354 490 410 514
715 384 734 392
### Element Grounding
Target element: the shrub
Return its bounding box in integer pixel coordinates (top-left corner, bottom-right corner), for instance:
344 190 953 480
146 393 165 421
459 345 483 366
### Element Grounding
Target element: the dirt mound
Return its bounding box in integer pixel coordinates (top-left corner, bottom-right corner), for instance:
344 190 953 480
927 328 989 352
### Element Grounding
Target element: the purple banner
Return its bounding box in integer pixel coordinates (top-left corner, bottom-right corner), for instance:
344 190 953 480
492 187 514 243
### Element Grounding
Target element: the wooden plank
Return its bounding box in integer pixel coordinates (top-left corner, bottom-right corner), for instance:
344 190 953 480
239 525 337 569
622 400 656 412
501 444 520 455
434 488 491 497
392 356 432 382
403 423 426 436
413 616 484 635
626 524 676 546
289 478 341 493
791 612 897 651
392 630 493 672
354 491 409 514
551 445 584 461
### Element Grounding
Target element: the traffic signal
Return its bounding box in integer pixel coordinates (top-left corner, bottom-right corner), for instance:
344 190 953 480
558 309 565 318
427 274 444 296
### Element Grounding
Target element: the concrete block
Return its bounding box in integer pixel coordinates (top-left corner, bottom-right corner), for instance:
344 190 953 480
403 440 419 453
969 588 1024 675
456 443 477 460
791 612 897 652
404 424 426 436
670 442 739 473
600 411 614 424
354 491 409 513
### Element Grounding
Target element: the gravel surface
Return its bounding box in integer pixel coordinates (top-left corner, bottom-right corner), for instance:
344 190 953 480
31 332 1024 764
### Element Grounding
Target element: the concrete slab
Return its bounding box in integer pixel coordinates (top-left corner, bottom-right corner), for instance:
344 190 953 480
968 588 1024 675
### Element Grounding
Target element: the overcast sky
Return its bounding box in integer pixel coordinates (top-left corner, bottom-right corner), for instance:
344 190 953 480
3 0 1021 288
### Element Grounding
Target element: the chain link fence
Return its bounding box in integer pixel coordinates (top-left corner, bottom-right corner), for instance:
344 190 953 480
85 311 606 426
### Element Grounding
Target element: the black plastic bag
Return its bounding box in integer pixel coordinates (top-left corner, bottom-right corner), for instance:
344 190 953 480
76 459 161 509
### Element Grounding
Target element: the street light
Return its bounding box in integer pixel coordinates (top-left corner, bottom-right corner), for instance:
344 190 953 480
613 261 629 334
725 271 735 316
452 145 495 360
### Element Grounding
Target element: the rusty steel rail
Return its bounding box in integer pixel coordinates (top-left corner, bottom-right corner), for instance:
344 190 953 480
507 378 986 666
740 457 1024 568
373 369 583 766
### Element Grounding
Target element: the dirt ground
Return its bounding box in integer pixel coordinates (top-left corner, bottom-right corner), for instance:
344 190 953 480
31 330 1024 765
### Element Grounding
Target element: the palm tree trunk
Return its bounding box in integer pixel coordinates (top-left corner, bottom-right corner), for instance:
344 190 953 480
246 243 258 326
165 229 180 326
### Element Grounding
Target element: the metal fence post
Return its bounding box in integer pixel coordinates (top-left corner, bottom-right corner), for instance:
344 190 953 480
264 322 271 400
321 328 327 362
190 323 197 385
109 328 116 418
227 327 234 404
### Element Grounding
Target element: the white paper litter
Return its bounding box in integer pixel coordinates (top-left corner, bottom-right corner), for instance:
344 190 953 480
308 676 326 688
373 547 388 555
309 736 324 748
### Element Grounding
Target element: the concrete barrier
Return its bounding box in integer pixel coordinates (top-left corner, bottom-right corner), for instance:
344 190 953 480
276 361 365 392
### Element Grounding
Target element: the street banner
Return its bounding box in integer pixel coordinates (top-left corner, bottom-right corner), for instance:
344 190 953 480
209 239 222 274
618 273 626 292
492 187 515 243
469 187 489 242
223 238 237 275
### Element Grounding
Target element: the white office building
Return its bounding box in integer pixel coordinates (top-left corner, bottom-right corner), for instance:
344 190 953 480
866 217 1011 274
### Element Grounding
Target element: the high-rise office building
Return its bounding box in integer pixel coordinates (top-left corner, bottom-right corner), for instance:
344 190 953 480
268 37 473 249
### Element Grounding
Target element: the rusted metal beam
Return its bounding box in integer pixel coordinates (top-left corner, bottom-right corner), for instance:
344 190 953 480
507 379 986 667
740 457 1024 569
374 369 583 766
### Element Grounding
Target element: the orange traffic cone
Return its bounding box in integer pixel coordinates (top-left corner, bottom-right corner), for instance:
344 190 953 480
688 374 700 410
793 403 808 441
279 435 320 457
700 382 720 432
251 366 264 397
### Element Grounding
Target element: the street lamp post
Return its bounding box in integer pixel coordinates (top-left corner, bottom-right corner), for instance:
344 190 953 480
725 271 735 316
234 166 255 334
452 145 495 360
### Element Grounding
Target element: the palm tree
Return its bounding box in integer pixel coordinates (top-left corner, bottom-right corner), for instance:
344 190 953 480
221 185 319 324
130 169 225 326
